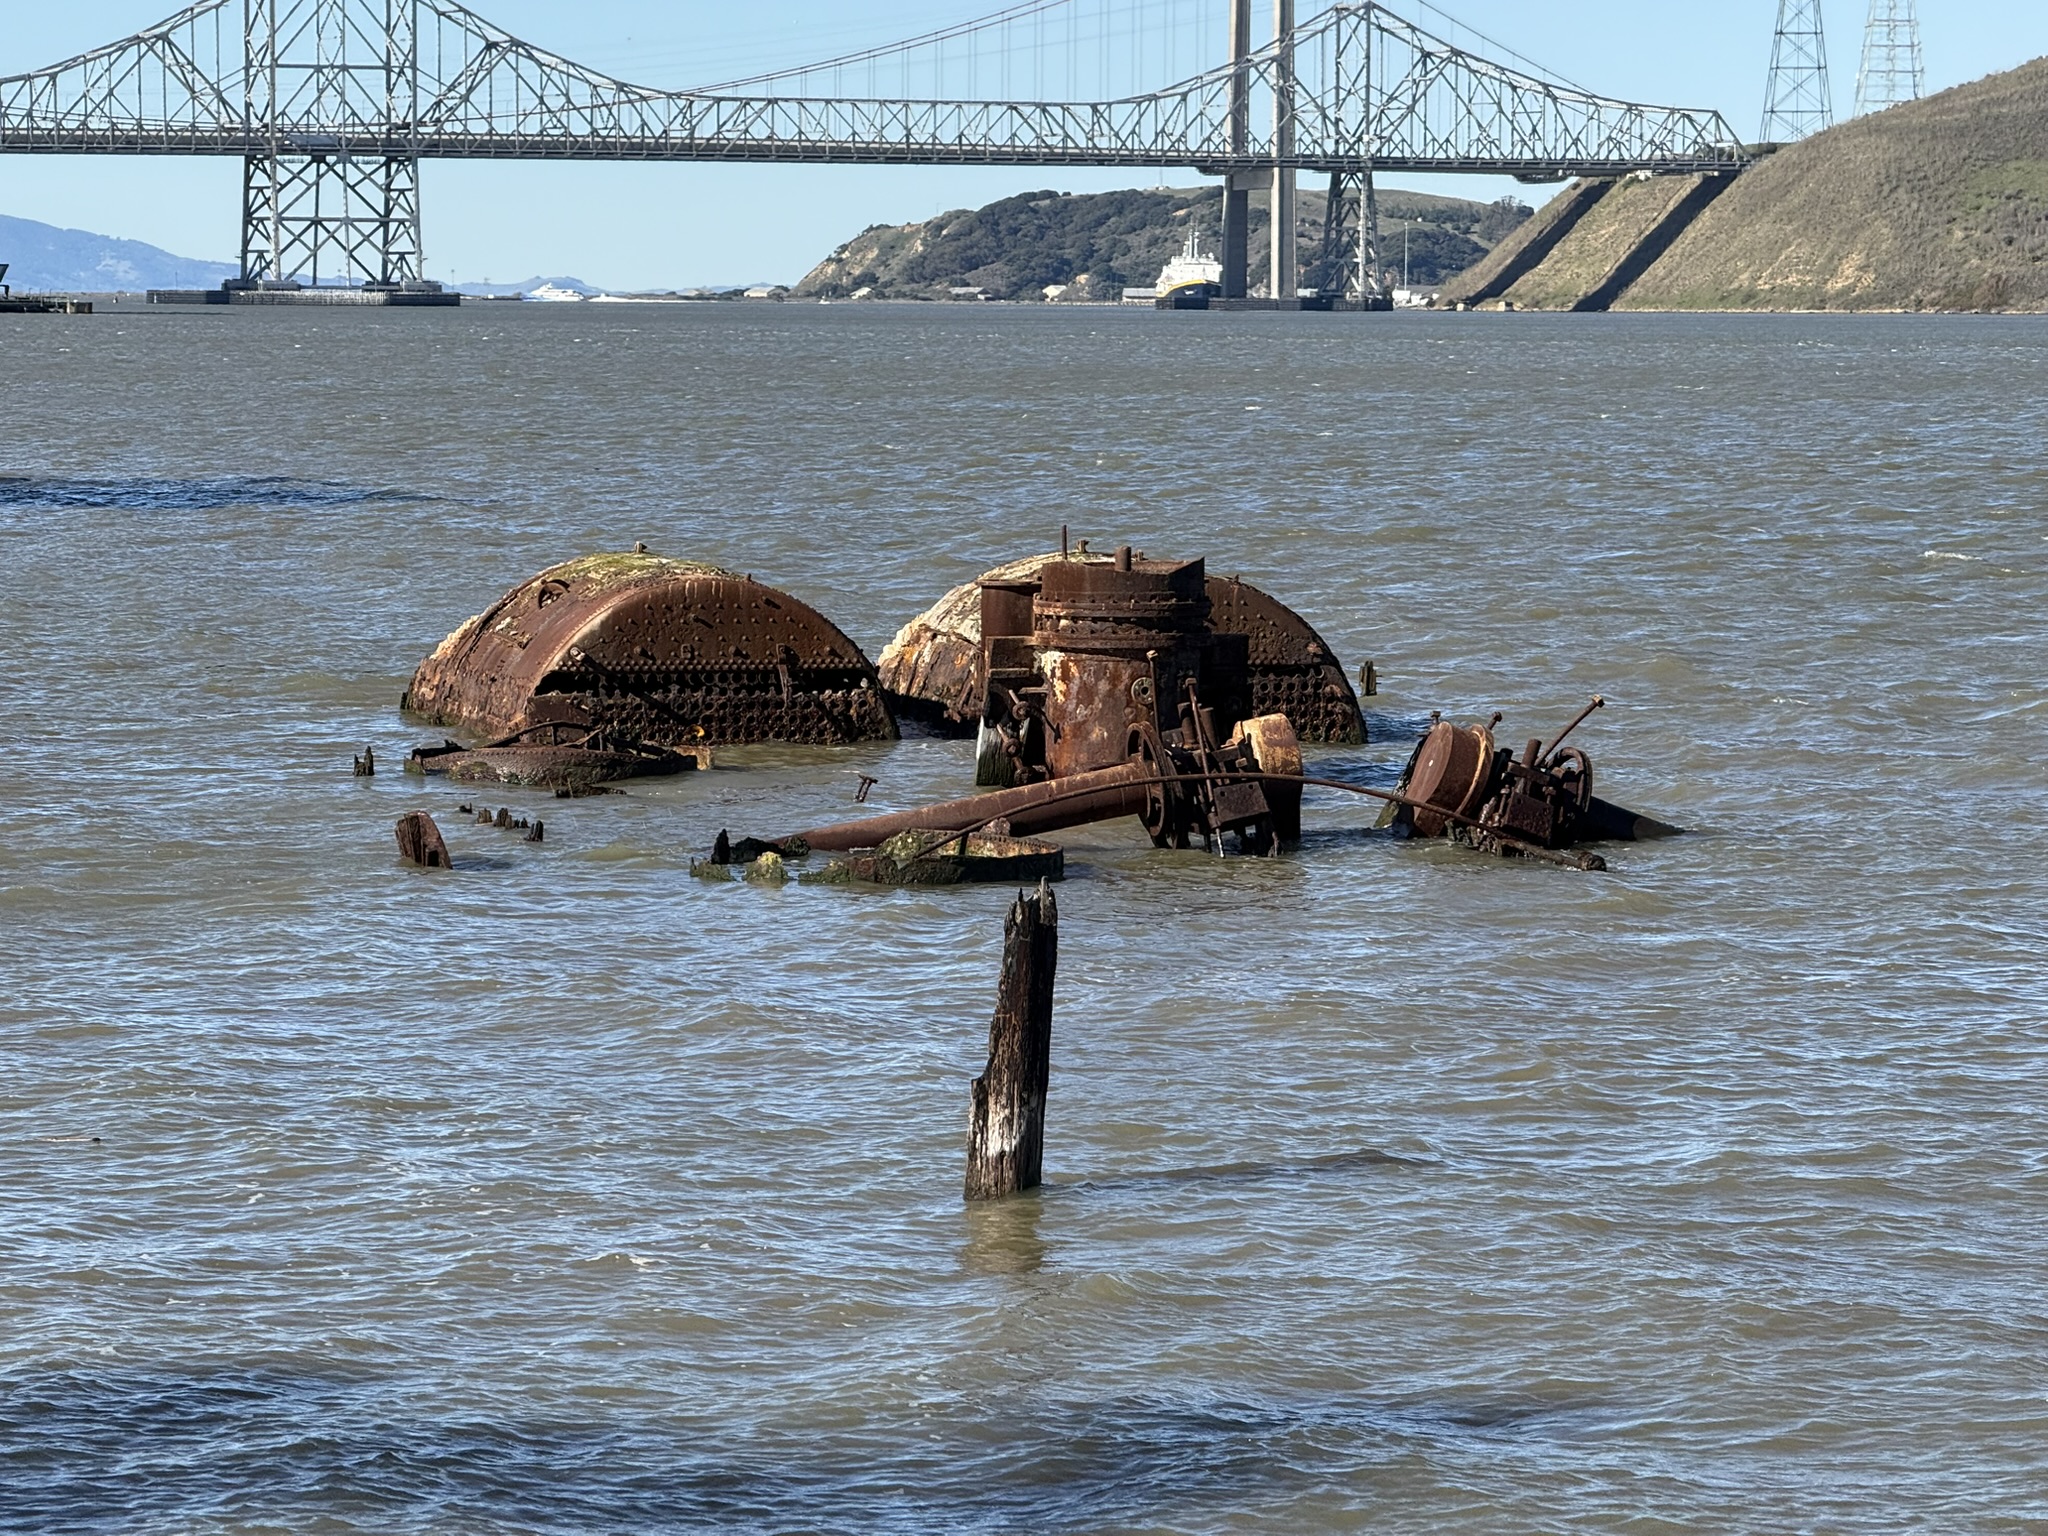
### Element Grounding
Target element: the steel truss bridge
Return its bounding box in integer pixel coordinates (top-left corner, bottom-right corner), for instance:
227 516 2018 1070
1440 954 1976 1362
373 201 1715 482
0 0 1747 298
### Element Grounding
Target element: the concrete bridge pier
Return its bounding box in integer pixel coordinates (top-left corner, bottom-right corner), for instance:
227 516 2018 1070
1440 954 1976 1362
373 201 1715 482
1221 0 1253 299
1221 178 1252 299
1270 0 1297 300
1220 0 1299 302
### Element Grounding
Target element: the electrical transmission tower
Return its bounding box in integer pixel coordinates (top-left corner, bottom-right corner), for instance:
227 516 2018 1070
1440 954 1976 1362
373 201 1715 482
1761 0 1833 143
1855 0 1924 115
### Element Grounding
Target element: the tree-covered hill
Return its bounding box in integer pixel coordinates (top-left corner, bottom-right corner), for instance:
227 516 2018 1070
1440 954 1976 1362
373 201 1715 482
795 183 1529 300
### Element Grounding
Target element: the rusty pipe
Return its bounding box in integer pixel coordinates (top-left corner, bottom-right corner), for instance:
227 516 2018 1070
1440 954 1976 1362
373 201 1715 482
797 761 1151 851
1540 695 1606 764
795 762 1611 871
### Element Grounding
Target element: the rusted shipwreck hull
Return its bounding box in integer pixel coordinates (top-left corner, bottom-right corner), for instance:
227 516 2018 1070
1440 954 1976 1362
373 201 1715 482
876 551 1364 744
405 553 896 748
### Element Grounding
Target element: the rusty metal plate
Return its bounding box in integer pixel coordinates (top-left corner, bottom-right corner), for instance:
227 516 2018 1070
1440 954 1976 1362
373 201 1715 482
1204 575 1363 743
874 550 1362 742
404 553 896 748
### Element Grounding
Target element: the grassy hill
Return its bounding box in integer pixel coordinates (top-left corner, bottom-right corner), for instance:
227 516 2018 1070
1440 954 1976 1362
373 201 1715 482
795 184 1528 301
1620 54 2048 311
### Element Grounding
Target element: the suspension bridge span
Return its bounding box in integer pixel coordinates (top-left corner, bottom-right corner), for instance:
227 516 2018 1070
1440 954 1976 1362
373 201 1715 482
0 0 1748 301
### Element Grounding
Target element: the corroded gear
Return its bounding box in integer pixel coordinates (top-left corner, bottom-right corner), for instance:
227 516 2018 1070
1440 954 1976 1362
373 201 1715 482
404 552 895 748
874 550 1362 743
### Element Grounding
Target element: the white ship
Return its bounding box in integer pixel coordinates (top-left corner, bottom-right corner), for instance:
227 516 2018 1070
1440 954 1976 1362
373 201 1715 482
1154 228 1223 301
526 282 588 302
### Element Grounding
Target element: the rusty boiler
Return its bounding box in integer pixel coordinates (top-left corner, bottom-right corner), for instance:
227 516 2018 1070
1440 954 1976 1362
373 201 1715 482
876 548 1363 746
404 552 895 750
975 545 1246 786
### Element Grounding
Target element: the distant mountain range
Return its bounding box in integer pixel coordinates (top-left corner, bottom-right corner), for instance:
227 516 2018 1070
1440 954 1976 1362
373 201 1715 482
0 218 619 296
0 228 689 297
0 213 237 292
455 276 602 297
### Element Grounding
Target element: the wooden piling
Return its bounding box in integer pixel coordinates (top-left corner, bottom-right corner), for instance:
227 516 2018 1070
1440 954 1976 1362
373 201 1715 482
965 879 1058 1200
395 811 452 869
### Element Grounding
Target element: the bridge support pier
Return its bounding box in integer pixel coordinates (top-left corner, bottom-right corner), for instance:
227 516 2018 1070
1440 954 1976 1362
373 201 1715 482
1270 169 1297 300
1220 0 1253 300
1221 178 1252 300
1312 168 1389 307
240 153 426 289
1270 0 1297 300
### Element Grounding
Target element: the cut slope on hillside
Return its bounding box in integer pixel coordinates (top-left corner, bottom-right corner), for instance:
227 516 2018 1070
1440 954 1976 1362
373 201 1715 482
797 185 1528 300
1435 180 1604 306
1621 54 2048 311
1501 175 1707 310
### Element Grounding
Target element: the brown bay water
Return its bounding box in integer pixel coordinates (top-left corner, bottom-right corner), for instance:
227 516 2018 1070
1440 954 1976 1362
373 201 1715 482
1 301 2044 1533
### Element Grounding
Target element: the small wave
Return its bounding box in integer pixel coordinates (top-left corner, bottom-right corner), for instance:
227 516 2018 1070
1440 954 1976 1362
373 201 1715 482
0 474 422 511
1922 549 1977 562
577 1251 658 1271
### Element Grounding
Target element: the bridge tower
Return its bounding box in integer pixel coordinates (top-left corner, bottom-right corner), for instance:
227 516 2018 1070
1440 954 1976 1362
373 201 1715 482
1220 0 1253 299
1220 0 1377 304
238 0 428 288
1761 0 1834 143
1854 0 1924 116
1307 5 1386 305
1269 0 1297 300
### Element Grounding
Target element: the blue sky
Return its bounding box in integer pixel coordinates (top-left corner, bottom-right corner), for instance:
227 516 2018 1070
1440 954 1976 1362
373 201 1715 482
2 1 2042 288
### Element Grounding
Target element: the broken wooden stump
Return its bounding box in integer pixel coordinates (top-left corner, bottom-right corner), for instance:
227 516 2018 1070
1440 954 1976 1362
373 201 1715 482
965 879 1058 1200
395 811 452 869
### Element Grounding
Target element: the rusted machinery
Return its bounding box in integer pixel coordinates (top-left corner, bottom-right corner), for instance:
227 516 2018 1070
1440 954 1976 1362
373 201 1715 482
404 552 895 751
1386 699 1681 854
717 695 1675 875
882 544 1346 797
394 547 1678 877
876 547 1363 746
785 704 1305 857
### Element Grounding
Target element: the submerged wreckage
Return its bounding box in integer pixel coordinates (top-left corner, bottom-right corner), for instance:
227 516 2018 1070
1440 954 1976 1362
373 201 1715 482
402 544 1678 874
876 546 1365 745
405 552 893 753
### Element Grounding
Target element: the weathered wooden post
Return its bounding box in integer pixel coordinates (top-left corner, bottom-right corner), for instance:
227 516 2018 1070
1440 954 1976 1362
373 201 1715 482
965 879 1058 1200
395 811 452 868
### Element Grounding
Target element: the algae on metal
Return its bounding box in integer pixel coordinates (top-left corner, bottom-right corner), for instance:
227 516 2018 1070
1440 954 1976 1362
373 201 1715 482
803 829 1066 887
533 552 740 591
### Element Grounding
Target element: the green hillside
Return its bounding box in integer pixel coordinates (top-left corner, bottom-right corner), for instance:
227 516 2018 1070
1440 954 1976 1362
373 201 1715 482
795 184 1529 301
1622 54 2048 311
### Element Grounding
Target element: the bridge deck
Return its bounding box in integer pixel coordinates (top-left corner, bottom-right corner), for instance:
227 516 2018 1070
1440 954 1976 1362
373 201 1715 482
0 131 1745 178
